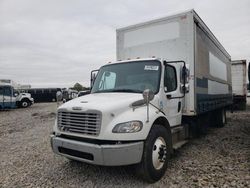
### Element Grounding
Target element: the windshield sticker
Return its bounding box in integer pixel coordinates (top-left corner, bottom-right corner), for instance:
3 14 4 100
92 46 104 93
144 65 159 71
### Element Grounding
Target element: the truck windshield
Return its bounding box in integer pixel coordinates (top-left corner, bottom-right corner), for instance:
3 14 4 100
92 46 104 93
92 60 161 94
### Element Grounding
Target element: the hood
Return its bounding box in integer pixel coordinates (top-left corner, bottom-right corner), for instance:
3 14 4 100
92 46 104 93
21 93 31 97
58 92 144 114
16 92 31 100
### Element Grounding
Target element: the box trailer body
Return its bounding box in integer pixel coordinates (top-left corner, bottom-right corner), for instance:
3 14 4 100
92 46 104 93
231 60 247 109
117 10 232 116
51 10 232 182
22 88 62 102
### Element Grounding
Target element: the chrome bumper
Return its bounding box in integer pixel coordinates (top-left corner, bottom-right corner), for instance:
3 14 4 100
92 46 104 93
51 135 144 166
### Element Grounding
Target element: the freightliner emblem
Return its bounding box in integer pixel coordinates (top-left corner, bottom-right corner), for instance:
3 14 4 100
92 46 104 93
72 106 82 110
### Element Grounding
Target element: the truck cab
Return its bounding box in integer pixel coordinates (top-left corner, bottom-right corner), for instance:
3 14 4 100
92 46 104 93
15 90 34 108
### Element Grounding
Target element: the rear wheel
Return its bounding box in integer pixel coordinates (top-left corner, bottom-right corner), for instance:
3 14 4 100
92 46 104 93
212 108 226 128
135 124 171 183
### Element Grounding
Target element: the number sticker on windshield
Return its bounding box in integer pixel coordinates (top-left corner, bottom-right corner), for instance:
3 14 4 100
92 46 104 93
144 65 159 71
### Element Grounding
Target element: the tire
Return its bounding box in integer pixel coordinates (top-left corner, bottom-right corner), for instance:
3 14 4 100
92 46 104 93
135 124 171 183
214 108 226 128
21 99 30 108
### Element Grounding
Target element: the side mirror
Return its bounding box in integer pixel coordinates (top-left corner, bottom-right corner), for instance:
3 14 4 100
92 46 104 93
248 62 250 89
180 65 190 93
130 89 154 123
181 65 189 84
14 93 19 97
90 70 99 89
143 89 155 104
131 89 155 107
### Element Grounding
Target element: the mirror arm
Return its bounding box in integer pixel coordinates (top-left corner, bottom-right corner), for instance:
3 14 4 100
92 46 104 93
90 69 99 90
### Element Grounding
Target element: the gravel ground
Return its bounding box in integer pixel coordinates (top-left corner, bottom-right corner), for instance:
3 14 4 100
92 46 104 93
0 100 249 188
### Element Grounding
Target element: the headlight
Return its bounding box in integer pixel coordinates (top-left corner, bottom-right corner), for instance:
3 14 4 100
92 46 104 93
112 121 143 133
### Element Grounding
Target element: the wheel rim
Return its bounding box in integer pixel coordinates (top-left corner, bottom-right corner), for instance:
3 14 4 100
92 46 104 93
22 102 28 107
152 137 167 170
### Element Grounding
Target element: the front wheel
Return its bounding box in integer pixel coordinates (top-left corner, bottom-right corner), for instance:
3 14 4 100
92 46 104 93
21 99 30 108
135 124 171 183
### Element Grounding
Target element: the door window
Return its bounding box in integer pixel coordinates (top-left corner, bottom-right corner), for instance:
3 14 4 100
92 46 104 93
164 65 177 92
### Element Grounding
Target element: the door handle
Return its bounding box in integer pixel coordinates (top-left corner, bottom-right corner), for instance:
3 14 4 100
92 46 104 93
178 101 181 112
166 94 172 99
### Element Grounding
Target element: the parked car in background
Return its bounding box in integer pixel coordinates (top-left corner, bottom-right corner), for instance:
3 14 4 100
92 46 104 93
77 90 90 97
62 89 78 103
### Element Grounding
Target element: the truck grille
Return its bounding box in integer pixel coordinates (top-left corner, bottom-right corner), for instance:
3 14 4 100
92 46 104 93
57 110 101 136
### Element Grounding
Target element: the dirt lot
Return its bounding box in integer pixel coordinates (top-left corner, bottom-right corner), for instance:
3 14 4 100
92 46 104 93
0 101 249 188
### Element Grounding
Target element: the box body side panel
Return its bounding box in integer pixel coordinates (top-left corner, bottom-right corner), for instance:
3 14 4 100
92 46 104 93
194 23 232 114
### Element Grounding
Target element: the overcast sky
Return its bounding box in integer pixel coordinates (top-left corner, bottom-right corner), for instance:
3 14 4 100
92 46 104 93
0 0 249 88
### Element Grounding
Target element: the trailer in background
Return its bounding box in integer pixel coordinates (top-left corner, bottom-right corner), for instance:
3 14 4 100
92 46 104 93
21 88 62 102
231 60 247 110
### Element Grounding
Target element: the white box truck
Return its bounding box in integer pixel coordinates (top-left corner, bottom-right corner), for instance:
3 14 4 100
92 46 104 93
231 60 247 110
51 10 232 182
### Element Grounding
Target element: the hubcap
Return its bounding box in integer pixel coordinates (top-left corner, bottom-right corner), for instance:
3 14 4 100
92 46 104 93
22 102 28 107
152 137 167 170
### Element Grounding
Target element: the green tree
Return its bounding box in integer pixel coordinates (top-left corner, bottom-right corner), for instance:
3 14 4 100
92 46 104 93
71 83 90 91
72 83 84 91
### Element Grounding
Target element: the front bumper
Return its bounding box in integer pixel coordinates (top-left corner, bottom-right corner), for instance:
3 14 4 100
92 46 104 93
51 135 144 166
